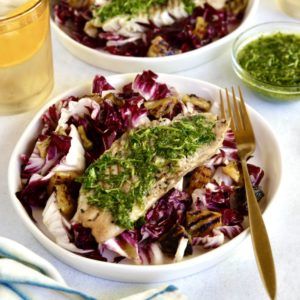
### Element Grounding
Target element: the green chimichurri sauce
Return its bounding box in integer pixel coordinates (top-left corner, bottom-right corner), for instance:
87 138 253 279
237 33 300 87
92 0 195 23
80 114 215 229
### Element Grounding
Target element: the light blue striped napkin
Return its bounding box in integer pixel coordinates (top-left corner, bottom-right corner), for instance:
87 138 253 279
0 237 186 300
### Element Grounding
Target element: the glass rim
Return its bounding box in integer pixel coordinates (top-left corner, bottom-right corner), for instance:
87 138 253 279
0 0 47 33
0 0 42 23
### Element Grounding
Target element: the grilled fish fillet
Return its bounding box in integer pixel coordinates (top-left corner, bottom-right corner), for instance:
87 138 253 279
86 0 226 39
73 113 229 243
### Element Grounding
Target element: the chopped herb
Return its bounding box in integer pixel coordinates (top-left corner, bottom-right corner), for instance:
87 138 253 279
182 0 195 14
80 114 215 229
92 0 195 23
237 33 300 87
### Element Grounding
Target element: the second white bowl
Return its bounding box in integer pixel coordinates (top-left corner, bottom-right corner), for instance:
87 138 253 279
51 0 259 73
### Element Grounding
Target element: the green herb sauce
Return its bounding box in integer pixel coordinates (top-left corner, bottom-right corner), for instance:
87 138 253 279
237 33 300 87
92 0 195 23
80 115 215 229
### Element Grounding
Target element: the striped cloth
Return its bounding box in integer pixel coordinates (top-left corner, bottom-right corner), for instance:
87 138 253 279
0 237 186 300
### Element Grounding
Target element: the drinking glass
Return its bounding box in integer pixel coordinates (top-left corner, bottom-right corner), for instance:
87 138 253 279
0 0 53 115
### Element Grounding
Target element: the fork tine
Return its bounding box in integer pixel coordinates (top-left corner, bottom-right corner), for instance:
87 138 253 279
232 87 244 130
238 86 254 136
219 90 226 119
225 88 235 131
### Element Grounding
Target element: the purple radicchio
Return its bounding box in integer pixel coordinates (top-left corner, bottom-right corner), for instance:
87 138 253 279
21 135 49 178
58 97 100 129
119 95 149 128
103 230 140 263
192 228 225 249
138 242 164 265
38 133 72 176
70 223 98 250
16 172 52 216
42 192 93 254
192 183 234 212
41 96 77 135
68 223 107 261
54 1 245 57
52 125 86 173
221 208 244 226
132 70 171 100
21 133 72 179
247 164 264 186
218 225 243 239
140 189 191 242
92 75 114 94
205 130 238 167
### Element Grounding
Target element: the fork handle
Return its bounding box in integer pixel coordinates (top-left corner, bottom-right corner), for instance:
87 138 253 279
241 160 276 300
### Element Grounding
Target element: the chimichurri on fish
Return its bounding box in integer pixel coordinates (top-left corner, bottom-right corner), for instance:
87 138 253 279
74 113 229 242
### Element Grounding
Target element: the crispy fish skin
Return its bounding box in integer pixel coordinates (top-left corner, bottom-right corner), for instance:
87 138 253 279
73 113 229 243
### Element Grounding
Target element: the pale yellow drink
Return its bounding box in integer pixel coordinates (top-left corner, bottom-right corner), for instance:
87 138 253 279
0 0 53 114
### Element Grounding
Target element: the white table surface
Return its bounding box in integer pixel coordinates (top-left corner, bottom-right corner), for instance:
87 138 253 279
1 0 300 299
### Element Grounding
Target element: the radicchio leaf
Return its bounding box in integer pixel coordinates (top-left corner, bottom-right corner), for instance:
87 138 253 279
192 183 234 212
17 173 52 208
41 104 61 136
58 97 100 130
205 130 238 168
22 136 48 178
41 96 76 135
42 193 93 253
103 230 140 263
141 189 190 242
247 164 264 186
212 166 233 186
38 134 72 176
53 125 85 173
230 186 265 216
218 225 243 239
70 223 98 250
92 75 114 94
119 96 149 128
192 228 224 249
221 208 244 226
132 70 171 100
138 242 164 265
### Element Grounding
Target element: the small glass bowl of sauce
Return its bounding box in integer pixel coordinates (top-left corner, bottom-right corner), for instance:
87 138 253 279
232 22 300 101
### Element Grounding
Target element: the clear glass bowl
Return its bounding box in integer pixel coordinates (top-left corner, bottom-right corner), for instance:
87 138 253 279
232 22 300 101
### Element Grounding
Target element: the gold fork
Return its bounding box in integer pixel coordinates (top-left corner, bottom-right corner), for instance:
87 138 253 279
220 87 276 300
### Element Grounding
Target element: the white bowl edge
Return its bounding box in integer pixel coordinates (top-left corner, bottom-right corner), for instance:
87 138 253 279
51 0 259 73
8 73 282 282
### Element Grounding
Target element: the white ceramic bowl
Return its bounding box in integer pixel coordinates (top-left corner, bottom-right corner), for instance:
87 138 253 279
51 0 259 73
8 74 281 282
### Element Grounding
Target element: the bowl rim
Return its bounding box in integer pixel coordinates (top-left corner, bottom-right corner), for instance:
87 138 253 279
7 73 282 274
232 21 300 92
51 0 259 63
